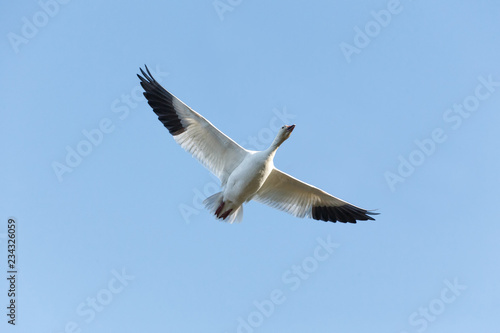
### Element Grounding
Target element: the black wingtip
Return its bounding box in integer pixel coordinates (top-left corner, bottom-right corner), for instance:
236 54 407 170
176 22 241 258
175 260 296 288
137 65 187 136
144 64 153 77
138 65 151 82
365 209 380 220
311 205 379 224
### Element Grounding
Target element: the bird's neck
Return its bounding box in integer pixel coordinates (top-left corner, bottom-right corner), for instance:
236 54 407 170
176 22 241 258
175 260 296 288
265 136 284 156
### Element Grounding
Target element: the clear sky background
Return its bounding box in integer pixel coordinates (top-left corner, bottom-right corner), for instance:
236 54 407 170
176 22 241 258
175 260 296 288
1 1 500 332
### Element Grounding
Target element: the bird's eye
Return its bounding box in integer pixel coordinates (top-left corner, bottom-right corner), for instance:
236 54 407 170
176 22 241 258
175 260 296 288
281 126 285 129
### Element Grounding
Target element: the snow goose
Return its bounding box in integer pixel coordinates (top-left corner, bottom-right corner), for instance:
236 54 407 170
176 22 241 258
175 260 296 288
138 65 378 224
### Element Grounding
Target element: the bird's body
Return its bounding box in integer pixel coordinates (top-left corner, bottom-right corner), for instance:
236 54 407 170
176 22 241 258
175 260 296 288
138 65 378 224
225 150 274 206
206 151 271 222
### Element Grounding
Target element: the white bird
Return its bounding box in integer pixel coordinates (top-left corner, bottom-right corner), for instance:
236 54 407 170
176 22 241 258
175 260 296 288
138 66 378 224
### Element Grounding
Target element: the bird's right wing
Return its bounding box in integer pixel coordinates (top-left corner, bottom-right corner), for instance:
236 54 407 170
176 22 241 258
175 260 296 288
254 168 378 223
138 66 249 184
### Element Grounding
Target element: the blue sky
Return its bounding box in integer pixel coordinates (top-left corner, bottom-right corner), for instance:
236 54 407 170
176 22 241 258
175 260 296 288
1 0 500 332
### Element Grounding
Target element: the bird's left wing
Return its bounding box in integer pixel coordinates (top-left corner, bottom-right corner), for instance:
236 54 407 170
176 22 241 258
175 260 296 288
254 168 378 223
138 66 248 184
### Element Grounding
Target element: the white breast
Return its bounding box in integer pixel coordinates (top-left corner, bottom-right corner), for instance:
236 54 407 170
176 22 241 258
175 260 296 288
223 152 275 205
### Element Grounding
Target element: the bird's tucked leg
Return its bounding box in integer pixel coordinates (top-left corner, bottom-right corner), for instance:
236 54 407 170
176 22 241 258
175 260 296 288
215 201 225 218
220 209 233 220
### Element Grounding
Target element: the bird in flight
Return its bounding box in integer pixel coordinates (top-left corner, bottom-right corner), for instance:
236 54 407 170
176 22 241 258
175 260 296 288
138 65 378 224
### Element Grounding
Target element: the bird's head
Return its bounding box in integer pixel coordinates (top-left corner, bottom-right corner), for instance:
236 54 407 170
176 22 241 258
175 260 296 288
268 124 295 151
277 124 295 142
282 124 295 137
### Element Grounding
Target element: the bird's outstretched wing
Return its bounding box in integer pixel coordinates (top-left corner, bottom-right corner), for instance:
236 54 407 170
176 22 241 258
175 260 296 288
254 168 378 223
138 65 248 185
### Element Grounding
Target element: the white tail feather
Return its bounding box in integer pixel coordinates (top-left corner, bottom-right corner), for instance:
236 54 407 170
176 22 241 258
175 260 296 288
203 192 223 214
227 206 243 224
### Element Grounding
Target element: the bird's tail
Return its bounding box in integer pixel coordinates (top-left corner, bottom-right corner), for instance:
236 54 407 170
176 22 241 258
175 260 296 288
203 192 243 224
